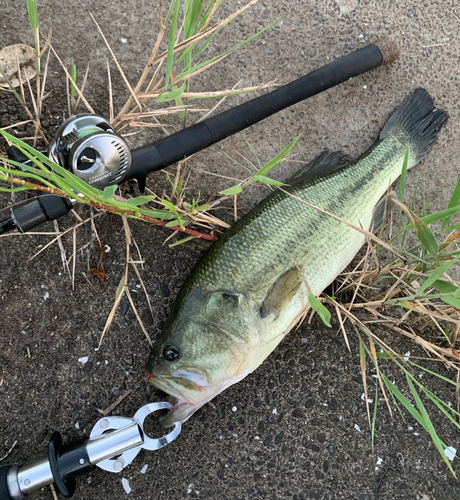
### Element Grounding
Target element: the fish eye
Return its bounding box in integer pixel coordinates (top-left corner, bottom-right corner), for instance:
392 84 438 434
163 345 180 362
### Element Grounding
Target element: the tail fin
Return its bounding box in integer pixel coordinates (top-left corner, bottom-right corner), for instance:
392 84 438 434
380 88 448 164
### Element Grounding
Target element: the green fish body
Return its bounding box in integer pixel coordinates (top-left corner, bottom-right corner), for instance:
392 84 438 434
145 89 448 426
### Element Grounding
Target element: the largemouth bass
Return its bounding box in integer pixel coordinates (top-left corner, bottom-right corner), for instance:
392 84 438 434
145 89 448 426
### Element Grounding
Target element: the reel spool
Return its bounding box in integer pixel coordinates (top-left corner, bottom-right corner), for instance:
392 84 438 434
48 114 131 190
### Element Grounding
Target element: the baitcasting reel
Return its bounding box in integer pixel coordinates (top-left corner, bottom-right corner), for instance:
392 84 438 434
47 114 132 190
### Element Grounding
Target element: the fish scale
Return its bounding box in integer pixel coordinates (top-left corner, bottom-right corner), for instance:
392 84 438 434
194 136 406 300
145 88 449 426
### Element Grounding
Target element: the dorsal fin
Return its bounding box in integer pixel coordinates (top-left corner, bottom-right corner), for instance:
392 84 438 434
288 151 352 184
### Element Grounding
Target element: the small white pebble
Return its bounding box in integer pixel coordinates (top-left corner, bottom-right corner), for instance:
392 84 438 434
414 432 419 436
354 424 361 432
359 34 364 38
445 446 456 461
140 464 148 474
105 360 108 365
121 38 127 43
408 425 414 431
233 434 238 438
44 292 49 300
75 422 80 429
339 415 343 421
78 357 89 364
232 406 237 412
372 375 378 378
104 244 111 253
254 436 260 440
58 272 62 276
225 464 228 468
376 457 383 465
322 403 328 406
301 338 308 344
187 484 193 494
272 408 277 414
363 85 367 89
136 284 141 288
122 478 131 494
404 351 410 361
448 402 452 407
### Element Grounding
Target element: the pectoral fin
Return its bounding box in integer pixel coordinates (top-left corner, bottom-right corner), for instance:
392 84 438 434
260 267 303 318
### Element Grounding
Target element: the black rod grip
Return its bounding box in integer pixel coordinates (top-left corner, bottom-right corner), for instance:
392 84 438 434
127 40 396 183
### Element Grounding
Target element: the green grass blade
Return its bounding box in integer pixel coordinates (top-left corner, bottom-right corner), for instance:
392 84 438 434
382 376 424 426
406 375 455 476
256 134 301 177
0 130 103 198
137 207 176 220
184 0 204 39
371 383 378 453
0 184 30 192
156 82 186 103
169 235 198 247
103 185 118 199
0 65 25 105
251 175 286 187
126 195 157 206
441 177 460 230
219 184 242 196
405 205 460 229
165 0 180 88
176 20 278 83
26 0 38 30
71 58 77 98
410 209 438 257
408 361 460 388
429 279 458 294
308 293 331 327
441 295 460 309
415 254 460 297
242 138 262 169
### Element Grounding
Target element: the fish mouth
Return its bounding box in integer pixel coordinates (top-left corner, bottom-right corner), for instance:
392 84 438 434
144 372 207 426
145 372 190 404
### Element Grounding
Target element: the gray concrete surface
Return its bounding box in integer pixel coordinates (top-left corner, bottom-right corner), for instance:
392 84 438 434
1 0 460 499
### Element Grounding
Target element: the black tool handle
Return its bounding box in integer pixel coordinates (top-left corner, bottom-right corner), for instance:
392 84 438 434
0 465 21 500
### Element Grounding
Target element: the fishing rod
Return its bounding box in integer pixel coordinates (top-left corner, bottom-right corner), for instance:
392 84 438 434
0 35 400 499
0 37 399 235
0 402 181 499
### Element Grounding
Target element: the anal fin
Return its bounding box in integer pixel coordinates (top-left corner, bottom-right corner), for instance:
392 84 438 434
371 192 396 234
